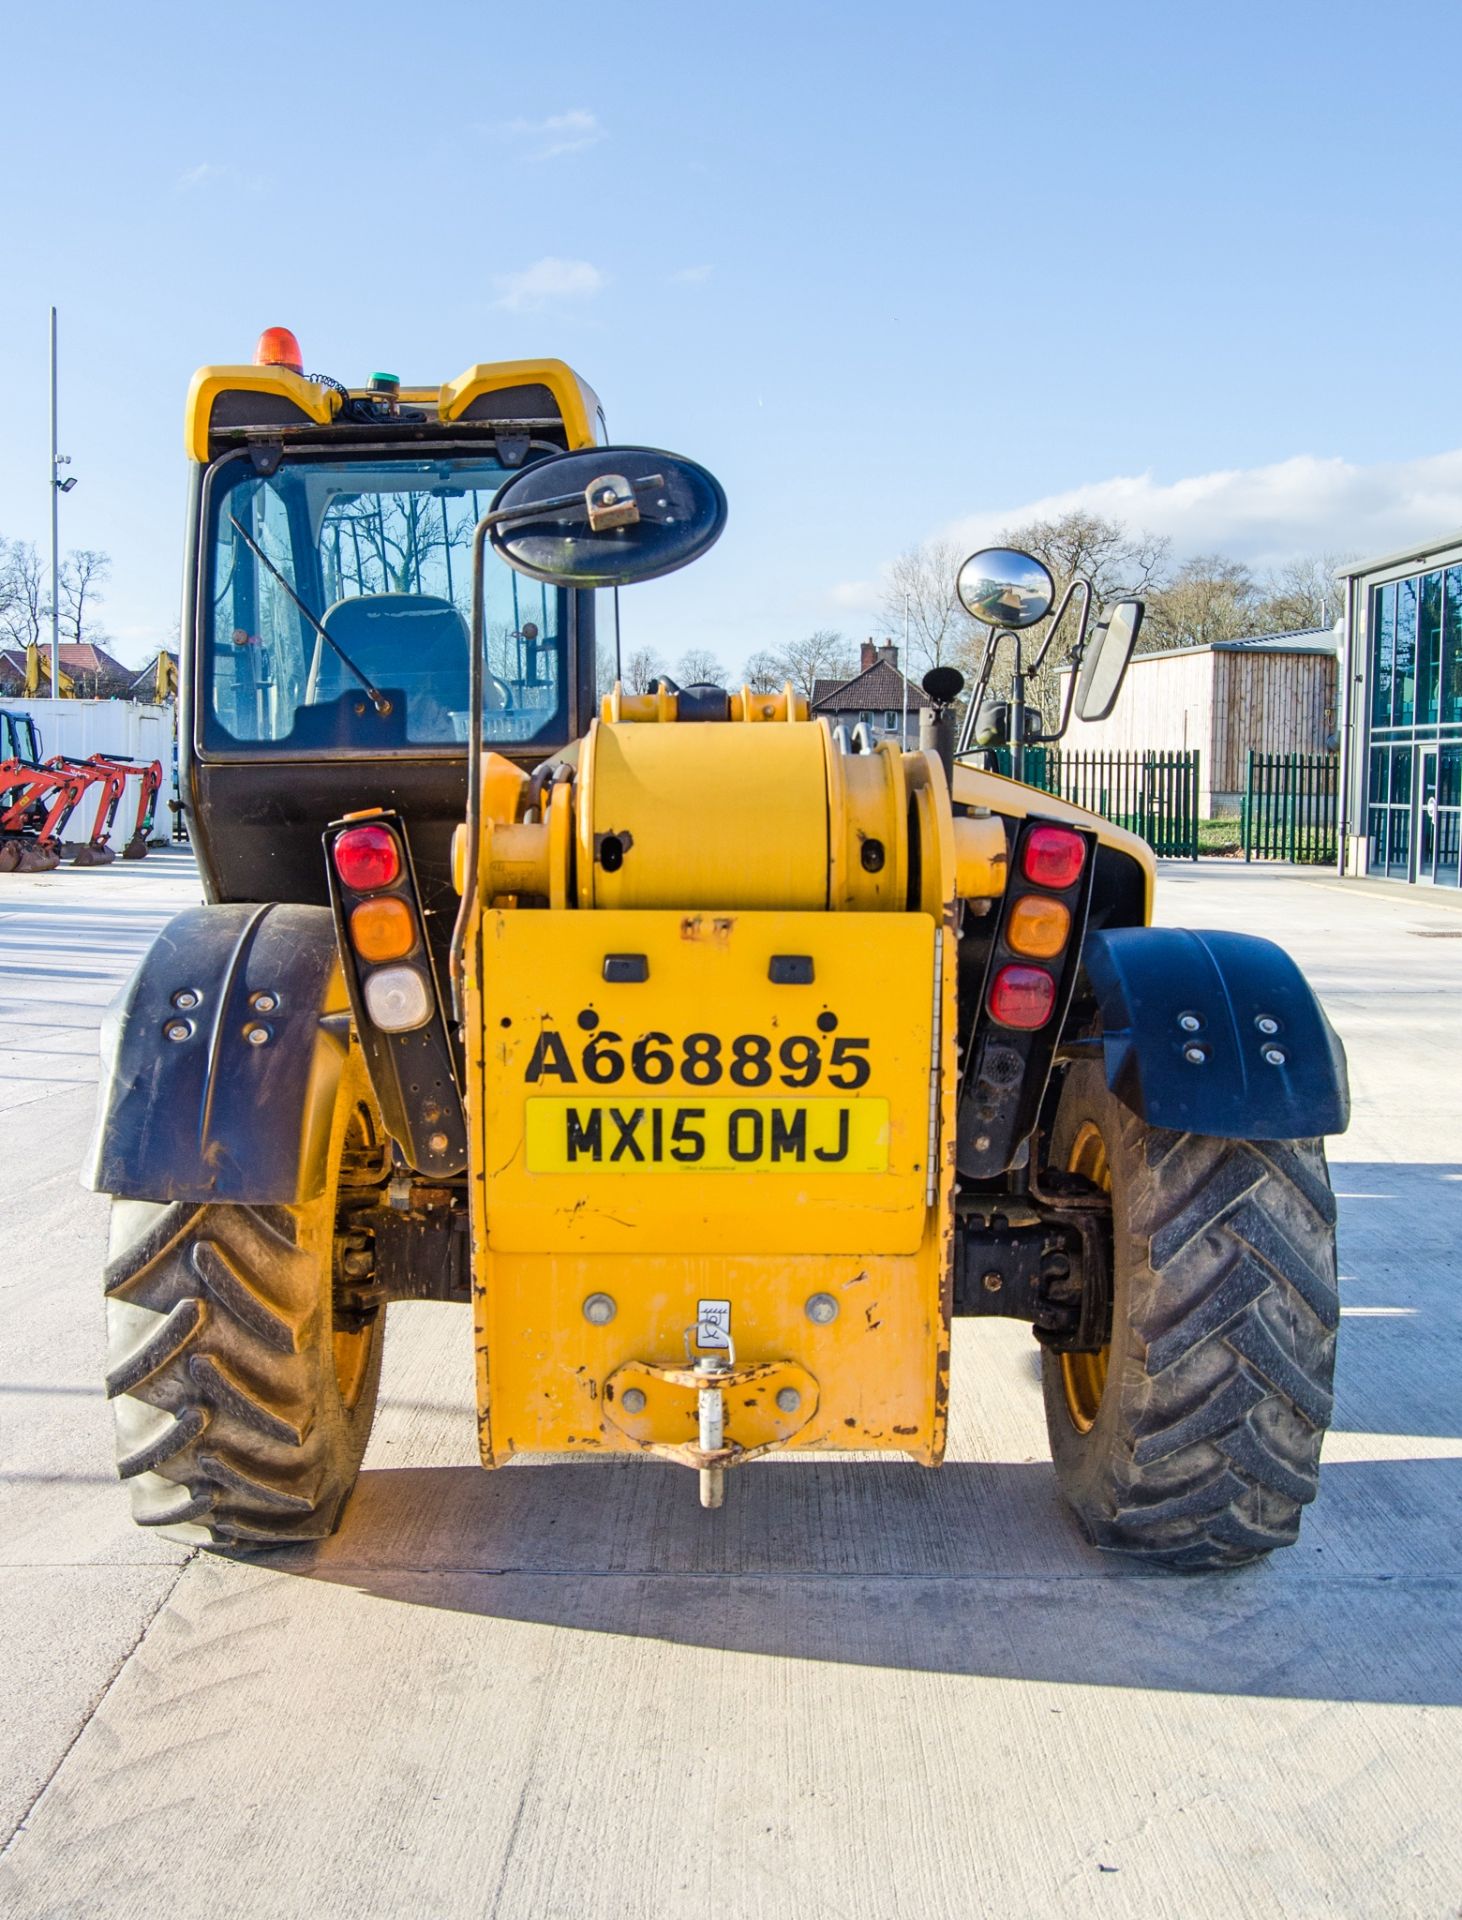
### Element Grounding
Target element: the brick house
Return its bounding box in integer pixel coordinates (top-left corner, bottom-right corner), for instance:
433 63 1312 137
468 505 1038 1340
811 640 929 746
0 642 135 700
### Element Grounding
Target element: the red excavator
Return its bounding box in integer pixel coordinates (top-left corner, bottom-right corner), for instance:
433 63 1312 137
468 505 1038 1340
0 714 161 869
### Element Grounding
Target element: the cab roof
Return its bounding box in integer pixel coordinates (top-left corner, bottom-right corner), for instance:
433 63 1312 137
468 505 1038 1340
185 357 603 463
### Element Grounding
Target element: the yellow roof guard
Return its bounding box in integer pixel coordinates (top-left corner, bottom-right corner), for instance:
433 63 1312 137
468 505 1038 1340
185 332 603 462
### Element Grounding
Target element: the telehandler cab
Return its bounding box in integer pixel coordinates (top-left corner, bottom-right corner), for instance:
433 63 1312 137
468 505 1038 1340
88 330 1348 1568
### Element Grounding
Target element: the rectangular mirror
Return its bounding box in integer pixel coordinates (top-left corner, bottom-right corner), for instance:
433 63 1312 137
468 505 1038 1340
1075 599 1143 722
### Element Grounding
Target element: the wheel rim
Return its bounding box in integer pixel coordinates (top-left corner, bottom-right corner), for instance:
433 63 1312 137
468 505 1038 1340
1059 1120 1111 1434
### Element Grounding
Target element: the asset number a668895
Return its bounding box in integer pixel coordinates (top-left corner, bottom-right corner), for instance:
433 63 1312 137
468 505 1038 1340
522 1013 872 1091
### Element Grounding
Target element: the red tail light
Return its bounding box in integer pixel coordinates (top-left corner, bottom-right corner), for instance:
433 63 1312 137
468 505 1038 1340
988 963 1057 1030
333 824 400 892
1022 825 1086 890
254 326 304 374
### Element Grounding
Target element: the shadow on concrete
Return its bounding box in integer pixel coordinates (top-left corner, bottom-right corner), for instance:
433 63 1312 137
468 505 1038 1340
277 1452 1462 1708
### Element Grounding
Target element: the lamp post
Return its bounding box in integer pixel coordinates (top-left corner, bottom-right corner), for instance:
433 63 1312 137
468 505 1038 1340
901 593 910 747
48 306 77 697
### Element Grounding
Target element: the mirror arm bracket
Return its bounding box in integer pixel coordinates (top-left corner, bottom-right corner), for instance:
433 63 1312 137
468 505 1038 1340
1029 577 1092 677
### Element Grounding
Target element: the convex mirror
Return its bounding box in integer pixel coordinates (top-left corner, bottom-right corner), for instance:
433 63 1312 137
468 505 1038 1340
955 547 1055 630
1075 599 1144 721
488 446 727 589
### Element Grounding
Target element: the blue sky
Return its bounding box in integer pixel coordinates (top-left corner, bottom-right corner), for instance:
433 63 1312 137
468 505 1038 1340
2 0 1461 674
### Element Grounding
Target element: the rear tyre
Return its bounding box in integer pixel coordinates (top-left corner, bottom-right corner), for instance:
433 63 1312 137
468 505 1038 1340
1041 1061 1339 1570
103 1054 388 1546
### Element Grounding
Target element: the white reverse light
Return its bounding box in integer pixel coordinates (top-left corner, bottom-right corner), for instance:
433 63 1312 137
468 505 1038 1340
363 964 433 1032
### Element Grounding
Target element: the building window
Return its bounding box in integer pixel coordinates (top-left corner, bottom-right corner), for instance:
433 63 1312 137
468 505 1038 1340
1438 745 1461 886
1419 571 1442 726
1372 584 1394 728
885 711 897 730
1363 561 1462 886
1445 568 1462 724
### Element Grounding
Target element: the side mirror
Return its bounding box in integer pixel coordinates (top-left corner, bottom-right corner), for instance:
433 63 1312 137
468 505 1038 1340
487 446 727 588
955 547 1055 630
1075 599 1144 722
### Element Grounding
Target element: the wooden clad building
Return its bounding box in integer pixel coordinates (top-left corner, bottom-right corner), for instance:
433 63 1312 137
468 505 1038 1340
1059 630 1339 814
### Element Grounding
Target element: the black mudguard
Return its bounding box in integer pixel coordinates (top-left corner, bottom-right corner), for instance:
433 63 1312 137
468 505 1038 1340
1082 926 1349 1140
86 903 352 1204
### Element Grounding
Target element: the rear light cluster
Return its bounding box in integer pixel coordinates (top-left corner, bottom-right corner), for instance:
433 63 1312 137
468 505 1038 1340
986 824 1088 1031
332 824 432 1033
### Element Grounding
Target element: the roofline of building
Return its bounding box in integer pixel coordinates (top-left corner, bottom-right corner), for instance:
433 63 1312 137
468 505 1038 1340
1057 632 1334 673
1335 528 1462 580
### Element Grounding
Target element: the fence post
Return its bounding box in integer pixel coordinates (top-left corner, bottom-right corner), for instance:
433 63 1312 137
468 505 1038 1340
1190 750 1200 859
1242 751 1255 861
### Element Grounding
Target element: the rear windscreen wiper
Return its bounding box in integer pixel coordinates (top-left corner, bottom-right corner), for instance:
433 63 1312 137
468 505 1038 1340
227 515 392 716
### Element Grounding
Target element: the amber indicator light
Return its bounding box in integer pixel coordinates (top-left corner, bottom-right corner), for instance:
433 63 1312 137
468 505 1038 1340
349 896 417 964
1005 894 1071 960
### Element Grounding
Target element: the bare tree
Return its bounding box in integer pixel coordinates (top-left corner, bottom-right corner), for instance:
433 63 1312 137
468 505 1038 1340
879 539 983 679
323 493 471 599
745 628 855 699
1142 553 1263 651
675 647 727 686
621 644 665 693
1256 552 1352 633
741 648 786 692
987 510 1170 720
57 548 112 648
0 539 44 648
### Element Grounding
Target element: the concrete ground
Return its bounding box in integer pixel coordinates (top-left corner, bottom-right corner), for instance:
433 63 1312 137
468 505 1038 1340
0 849 1458 1919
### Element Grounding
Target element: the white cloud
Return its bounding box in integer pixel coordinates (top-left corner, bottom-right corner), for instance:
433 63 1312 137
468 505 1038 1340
493 257 607 312
941 449 1462 573
825 447 1462 624
501 109 603 160
669 264 714 284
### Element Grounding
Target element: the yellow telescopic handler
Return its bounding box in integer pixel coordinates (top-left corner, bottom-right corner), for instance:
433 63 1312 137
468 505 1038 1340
88 331 1348 1568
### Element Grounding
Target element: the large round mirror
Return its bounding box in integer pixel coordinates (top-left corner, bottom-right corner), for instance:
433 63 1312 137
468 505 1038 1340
955 547 1055 630
488 446 727 588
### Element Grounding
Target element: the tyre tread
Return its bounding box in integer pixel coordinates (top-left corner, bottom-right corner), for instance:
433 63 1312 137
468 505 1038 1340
104 1194 378 1546
1043 1068 1339 1572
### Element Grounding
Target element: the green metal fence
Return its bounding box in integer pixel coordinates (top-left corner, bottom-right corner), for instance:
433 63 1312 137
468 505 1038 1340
1241 752 1338 864
988 748 1201 859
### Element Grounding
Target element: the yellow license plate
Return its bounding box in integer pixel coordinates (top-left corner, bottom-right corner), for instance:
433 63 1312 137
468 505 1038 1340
524 1097 889 1173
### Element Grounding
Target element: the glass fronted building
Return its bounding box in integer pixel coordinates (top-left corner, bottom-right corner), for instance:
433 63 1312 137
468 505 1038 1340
1338 534 1462 888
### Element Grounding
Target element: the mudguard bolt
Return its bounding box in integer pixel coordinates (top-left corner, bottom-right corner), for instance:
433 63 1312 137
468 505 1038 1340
245 1024 270 1047
1256 1016 1279 1035
251 991 279 1014
776 1387 802 1413
1263 1046 1287 1066
1183 1044 1207 1065
1178 1012 1201 1033
621 1388 647 1414
164 1019 191 1042
171 989 199 1011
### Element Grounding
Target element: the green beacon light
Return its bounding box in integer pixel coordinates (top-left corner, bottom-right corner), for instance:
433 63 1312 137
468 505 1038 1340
368 370 401 417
